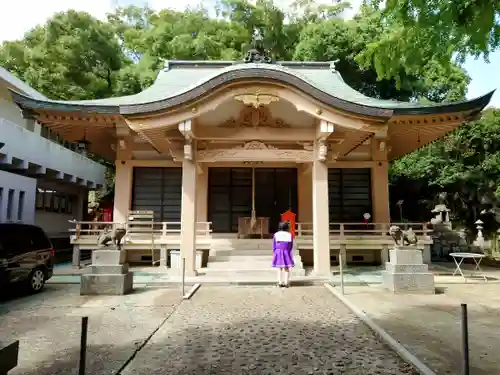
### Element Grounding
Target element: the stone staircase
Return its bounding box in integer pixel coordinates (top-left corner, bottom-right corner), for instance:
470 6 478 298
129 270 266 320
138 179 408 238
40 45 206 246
205 239 306 277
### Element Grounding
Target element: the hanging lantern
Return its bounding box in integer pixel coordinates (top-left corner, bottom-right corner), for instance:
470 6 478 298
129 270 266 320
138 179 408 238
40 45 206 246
75 128 91 154
363 212 371 225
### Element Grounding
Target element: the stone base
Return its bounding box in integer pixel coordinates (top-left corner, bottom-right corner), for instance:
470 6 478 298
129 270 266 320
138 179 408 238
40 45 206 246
382 271 435 294
382 247 435 295
80 272 134 295
170 250 202 271
80 249 134 295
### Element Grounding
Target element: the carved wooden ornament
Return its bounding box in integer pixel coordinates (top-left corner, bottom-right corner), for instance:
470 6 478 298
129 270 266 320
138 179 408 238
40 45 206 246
233 93 279 108
197 141 312 163
178 120 194 160
219 105 289 129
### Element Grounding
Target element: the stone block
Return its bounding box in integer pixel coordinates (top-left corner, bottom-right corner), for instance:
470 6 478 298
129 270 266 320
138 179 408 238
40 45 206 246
385 263 429 274
80 273 133 295
159 246 168 267
92 250 127 265
383 246 435 294
170 250 203 270
0 340 19 374
382 271 435 294
389 248 423 264
88 264 129 274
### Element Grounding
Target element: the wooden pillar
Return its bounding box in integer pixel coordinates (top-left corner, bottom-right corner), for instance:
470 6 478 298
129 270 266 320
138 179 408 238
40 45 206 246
196 164 208 223
179 120 198 276
371 161 390 225
113 161 133 224
371 137 390 227
312 140 331 276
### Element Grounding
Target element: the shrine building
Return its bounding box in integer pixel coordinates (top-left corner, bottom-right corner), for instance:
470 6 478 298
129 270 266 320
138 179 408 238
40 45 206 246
9 51 493 277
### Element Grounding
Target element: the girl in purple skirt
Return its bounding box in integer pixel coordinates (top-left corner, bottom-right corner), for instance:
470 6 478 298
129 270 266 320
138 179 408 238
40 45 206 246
272 221 294 287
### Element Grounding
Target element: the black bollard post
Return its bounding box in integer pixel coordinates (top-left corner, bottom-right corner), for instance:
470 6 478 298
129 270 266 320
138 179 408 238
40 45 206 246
79 316 88 375
461 304 470 375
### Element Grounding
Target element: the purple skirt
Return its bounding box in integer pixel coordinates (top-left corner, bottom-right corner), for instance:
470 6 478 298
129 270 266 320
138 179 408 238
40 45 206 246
272 248 295 268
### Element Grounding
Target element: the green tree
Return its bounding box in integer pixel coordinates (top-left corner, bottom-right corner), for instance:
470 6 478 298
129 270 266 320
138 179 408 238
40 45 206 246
0 10 131 100
391 108 500 230
359 0 500 81
293 5 470 102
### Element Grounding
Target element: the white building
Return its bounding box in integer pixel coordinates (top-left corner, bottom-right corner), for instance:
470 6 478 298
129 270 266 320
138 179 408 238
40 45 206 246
0 67 106 248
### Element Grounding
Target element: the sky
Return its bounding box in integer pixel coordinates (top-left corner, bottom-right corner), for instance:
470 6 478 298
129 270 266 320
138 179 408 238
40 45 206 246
0 0 498 107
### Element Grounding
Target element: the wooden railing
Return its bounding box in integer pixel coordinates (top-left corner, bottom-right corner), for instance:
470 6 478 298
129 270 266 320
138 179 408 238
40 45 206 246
69 221 212 240
295 222 430 238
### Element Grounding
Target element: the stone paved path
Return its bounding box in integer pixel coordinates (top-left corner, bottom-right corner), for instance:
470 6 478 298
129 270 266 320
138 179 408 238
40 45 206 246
122 286 417 375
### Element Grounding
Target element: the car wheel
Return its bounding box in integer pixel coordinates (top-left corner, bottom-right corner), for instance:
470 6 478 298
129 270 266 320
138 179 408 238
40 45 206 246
28 269 45 293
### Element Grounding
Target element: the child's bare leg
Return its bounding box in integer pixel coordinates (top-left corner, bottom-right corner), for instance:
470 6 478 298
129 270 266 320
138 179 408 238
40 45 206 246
283 268 290 286
277 268 283 285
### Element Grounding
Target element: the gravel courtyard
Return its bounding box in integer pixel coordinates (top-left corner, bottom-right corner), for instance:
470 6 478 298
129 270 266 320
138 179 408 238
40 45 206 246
1 284 417 375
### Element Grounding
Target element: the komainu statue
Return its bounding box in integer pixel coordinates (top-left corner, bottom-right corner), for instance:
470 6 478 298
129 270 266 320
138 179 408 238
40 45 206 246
97 227 127 250
389 225 418 246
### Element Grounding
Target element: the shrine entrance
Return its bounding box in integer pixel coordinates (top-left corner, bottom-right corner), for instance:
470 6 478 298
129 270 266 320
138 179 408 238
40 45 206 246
208 167 298 234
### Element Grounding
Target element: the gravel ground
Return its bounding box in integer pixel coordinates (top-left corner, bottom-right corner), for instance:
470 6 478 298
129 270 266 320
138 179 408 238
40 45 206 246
0 284 182 375
122 286 417 375
343 284 500 375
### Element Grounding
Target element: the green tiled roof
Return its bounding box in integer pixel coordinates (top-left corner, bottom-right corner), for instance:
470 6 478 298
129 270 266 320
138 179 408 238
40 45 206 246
65 61 413 108
9 60 494 117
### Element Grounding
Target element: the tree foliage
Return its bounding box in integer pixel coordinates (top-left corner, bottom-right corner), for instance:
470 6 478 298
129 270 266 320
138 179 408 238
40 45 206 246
0 0 471 102
391 109 500 229
359 0 500 81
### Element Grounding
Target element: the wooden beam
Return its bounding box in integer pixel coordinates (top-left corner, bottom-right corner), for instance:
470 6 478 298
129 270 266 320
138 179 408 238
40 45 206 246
329 131 372 160
195 126 315 141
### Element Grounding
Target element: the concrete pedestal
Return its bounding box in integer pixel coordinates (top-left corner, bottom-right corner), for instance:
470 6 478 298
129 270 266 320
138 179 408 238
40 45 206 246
382 246 435 294
170 250 202 275
80 249 133 295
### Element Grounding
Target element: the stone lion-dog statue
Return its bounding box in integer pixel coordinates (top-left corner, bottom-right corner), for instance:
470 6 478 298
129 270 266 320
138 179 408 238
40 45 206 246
389 225 418 246
97 226 127 250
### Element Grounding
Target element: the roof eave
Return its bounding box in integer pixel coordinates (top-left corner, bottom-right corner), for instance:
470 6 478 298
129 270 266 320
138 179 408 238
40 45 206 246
392 90 495 116
9 69 494 121
9 89 121 116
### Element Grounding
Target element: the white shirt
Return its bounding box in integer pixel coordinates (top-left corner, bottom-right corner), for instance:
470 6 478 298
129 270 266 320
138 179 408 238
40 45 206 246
274 231 292 242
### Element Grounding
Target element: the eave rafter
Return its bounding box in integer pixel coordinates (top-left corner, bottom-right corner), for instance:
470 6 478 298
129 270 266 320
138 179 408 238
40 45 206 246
30 110 119 160
330 130 374 161
387 112 470 160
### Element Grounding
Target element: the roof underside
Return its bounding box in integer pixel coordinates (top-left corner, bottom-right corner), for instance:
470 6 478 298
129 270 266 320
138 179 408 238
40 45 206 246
9 61 494 118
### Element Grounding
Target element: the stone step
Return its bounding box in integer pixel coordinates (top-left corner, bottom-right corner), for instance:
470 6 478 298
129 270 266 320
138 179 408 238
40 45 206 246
207 260 272 269
210 240 273 251
211 246 271 252
209 255 302 262
212 249 275 256
202 268 306 277
206 261 304 270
